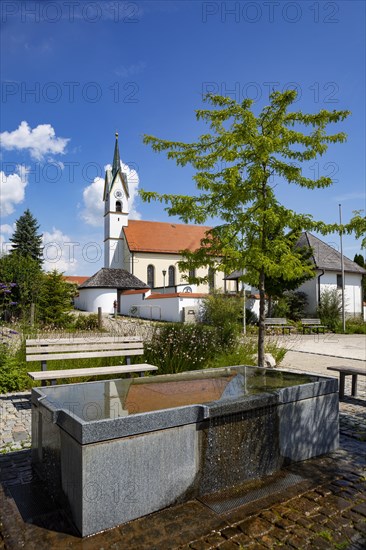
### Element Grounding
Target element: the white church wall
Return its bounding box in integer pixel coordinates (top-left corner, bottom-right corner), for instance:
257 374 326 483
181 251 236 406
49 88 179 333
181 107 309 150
129 252 230 293
74 288 117 314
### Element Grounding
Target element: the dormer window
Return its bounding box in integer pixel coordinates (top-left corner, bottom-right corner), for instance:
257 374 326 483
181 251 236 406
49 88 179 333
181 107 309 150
116 201 122 212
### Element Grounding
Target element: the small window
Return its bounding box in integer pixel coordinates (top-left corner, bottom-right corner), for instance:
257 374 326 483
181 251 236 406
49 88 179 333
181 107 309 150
337 274 343 289
116 201 122 212
147 265 155 288
168 265 175 287
188 268 196 282
208 267 215 292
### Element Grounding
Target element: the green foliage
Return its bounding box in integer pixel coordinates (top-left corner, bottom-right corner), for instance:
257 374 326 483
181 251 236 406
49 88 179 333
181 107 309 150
317 288 342 331
353 253 366 301
141 90 350 366
353 253 365 268
9 209 43 265
37 270 74 327
200 292 241 349
207 338 286 369
0 340 28 393
0 253 43 320
72 314 100 331
345 317 366 334
347 210 366 249
144 323 218 374
273 291 308 321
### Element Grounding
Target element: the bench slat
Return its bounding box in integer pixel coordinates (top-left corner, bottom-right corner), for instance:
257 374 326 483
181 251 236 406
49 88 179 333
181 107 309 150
26 343 144 354
26 336 141 346
26 349 144 362
327 366 365 375
28 364 158 381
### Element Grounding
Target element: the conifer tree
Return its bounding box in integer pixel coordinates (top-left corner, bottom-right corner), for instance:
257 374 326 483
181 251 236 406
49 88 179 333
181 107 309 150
9 209 43 265
141 91 350 366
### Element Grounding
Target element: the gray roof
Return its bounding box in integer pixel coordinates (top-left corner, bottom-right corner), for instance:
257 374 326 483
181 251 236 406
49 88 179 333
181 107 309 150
297 232 366 274
224 270 245 280
79 268 149 289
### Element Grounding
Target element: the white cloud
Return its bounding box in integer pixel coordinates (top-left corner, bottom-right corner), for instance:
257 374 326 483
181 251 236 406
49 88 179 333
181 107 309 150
81 161 141 227
42 228 79 274
0 121 69 160
0 165 28 216
0 223 15 255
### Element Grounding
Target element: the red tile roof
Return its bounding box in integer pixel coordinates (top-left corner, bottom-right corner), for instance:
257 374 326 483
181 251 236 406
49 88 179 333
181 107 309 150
63 276 89 285
146 292 207 300
121 289 150 295
124 220 212 254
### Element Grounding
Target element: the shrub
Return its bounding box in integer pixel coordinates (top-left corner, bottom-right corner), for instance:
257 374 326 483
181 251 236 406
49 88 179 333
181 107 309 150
207 338 287 369
200 292 241 350
317 288 342 331
73 314 100 331
273 291 308 321
345 317 366 334
144 323 218 374
0 340 28 393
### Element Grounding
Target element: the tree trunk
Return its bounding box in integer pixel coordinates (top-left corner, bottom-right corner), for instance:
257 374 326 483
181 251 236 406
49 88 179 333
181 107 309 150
258 268 266 367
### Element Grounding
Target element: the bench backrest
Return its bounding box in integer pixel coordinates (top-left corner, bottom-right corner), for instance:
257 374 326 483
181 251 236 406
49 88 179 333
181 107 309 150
26 336 144 362
301 319 322 325
264 318 288 325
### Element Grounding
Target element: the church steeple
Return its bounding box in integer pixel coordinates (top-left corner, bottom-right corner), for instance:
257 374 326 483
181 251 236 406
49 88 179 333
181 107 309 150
112 131 121 179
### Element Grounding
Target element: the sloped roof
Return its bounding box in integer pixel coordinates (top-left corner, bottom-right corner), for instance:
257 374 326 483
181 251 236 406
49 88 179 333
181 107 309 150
79 268 148 289
63 276 89 285
297 232 366 274
123 220 212 254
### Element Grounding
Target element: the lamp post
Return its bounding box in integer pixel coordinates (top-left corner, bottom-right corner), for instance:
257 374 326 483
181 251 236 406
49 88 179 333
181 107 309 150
162 270 167 293
339 204 346 333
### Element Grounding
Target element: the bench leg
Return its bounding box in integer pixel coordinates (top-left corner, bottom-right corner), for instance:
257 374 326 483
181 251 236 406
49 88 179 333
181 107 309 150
339 373 346 399
351 375 358 397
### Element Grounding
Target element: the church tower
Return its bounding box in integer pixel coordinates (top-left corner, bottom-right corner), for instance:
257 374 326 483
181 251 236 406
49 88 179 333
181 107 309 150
103 132 129 268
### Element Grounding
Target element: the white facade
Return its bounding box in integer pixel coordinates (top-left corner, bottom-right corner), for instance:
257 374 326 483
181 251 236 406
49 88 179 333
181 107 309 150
74 288 117 314
120 290 205 323
297 270 364 316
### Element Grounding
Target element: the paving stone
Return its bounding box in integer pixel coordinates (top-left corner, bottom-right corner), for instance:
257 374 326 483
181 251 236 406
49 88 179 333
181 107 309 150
217 540 240 550
352 502 366 517
290 496 321 516
189 540 212 550
220 526 242 540
238 517 272 538
204 533 226 546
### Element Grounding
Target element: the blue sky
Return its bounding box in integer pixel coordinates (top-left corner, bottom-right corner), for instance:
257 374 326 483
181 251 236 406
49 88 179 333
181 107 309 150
1 0 365 275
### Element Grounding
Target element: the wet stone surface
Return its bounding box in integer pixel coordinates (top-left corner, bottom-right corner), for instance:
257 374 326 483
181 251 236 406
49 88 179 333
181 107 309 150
0 391 365 548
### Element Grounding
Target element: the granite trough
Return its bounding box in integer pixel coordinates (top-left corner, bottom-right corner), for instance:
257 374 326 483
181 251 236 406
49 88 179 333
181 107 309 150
31 366 339 536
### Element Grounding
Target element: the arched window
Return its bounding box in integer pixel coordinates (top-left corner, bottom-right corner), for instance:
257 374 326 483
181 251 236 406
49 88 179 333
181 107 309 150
208 267 215 292
168 265 175 287
147 265 155 288
115 201 122 212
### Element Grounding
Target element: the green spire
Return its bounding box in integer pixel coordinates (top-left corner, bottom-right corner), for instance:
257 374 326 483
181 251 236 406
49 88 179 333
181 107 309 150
112 131 121 179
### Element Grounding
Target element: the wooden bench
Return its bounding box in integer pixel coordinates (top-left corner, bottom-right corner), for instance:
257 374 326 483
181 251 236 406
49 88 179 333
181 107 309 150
26 336 158 386
301 318 327 334
327 366 366 399
264 318 294 335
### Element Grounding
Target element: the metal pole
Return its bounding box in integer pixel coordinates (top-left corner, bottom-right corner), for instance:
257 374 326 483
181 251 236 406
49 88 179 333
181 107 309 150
242 282 246 335
339 204 346 332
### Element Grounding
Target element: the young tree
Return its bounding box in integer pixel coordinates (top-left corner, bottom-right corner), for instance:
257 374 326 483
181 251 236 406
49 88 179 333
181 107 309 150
9 209 43 265
38 270 74 327
0 252 43 319
141 91 350 366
